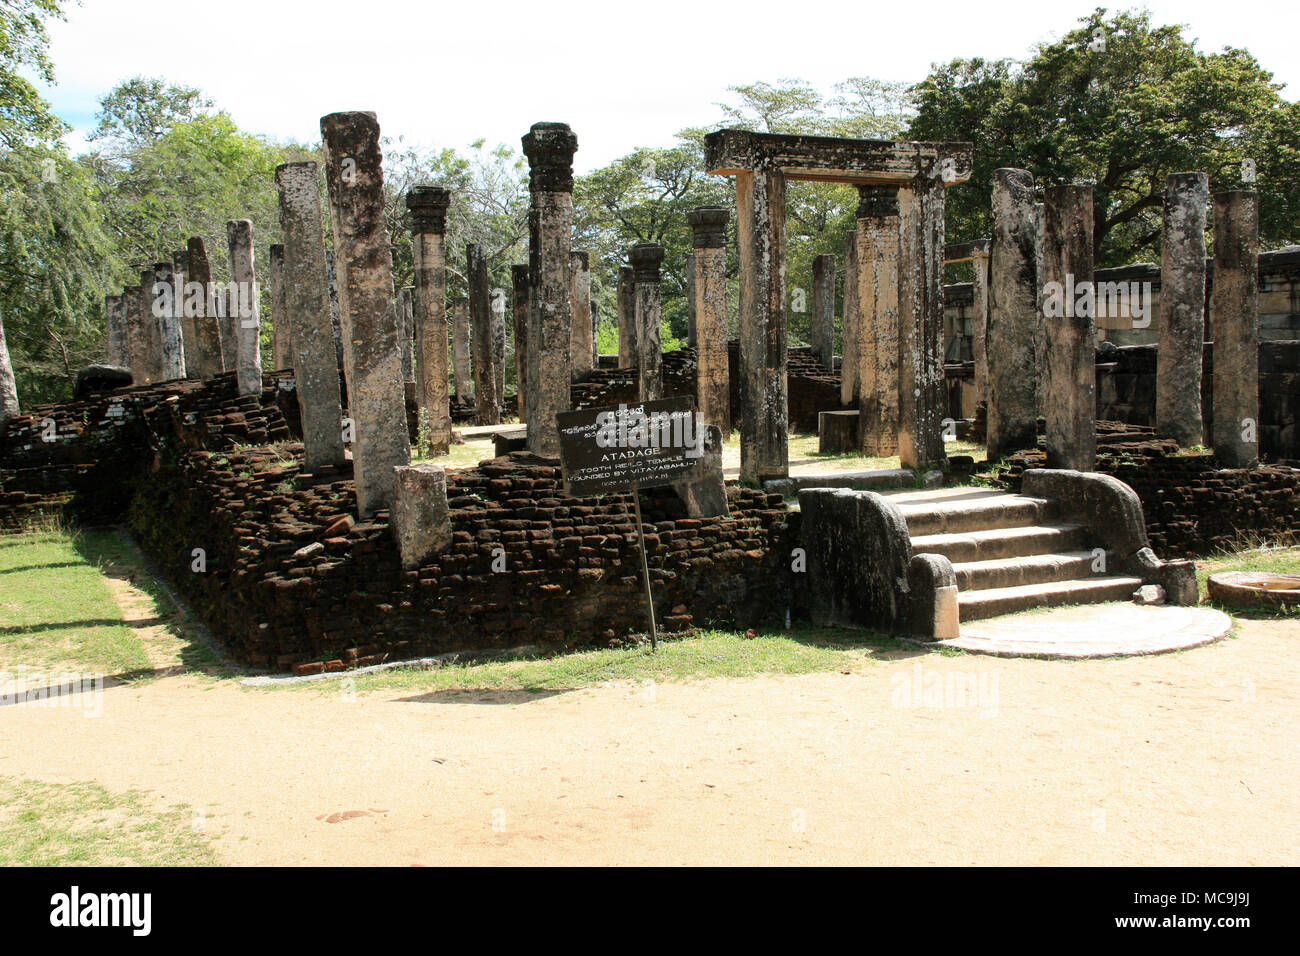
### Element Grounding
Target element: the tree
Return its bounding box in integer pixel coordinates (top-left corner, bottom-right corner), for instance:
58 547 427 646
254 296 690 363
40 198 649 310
0 0 68 149
90 77 214 154
909 8 1300 264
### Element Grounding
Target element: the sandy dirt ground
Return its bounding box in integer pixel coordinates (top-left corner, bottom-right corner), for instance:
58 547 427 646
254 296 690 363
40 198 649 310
3 606 1297 866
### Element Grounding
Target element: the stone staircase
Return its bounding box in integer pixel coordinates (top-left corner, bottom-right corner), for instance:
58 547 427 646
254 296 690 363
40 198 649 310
890 487 1144 622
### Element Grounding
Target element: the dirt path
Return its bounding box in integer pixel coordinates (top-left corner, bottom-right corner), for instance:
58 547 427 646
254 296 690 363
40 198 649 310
3 605 1297 865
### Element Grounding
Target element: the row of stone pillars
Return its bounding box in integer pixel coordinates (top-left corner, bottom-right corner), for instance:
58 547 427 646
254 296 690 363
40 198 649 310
983 169 1259 470
102 222 294 398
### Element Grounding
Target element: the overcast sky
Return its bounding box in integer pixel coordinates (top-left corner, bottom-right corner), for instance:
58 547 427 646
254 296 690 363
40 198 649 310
32 0 1296 172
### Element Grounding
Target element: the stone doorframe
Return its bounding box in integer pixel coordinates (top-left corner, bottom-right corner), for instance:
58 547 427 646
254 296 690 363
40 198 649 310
704 130 973 483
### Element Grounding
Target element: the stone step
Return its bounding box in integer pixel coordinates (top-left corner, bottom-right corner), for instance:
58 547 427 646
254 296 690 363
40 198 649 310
910 523 1090 563
951 551 1104 592
895 492 1057 537
957 576 1146 622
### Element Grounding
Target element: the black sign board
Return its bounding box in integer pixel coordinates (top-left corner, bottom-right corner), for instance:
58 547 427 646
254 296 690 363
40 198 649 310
556 396 704 495
555 396 711 651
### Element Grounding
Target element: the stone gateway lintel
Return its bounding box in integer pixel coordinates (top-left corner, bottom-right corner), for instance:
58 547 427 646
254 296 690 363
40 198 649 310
704 129 973 186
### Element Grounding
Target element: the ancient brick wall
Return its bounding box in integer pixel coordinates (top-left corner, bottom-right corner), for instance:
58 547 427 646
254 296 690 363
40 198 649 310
125 447 795 671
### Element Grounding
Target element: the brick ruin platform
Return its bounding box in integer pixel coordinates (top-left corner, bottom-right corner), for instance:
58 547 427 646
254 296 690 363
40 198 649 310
1 373 795 671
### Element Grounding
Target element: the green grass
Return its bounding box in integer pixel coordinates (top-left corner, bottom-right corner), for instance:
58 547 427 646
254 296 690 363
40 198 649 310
268 626 902 697
0 528 150 675
0 775 219 866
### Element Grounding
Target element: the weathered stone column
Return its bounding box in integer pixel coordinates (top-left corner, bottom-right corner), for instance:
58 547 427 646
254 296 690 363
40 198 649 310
857 186 901 457
275 160 346 471
511 264 529 421
521 121 578 457
840 231 859 406
735 165 788 483
810 253 835 371
685 252 697 349
1210 190 1260 468
590 301 599 366
1156 172 1209 447
216 261 238 375
896 175 948 472
173 249 198 379
150 262 185 382
105 294 127 367
405 185 452 455
398 287 415 384
138 266 161 384
451 296 473 404
320 110 411 517
971 247 990 402
225 221 262 395
986 169 1040 461
1041 184 1096 471
186 237 224 380
0 306 19 429
688 205 731 439
392 463 451 569
269 244 289 372
617 265 636 368
569 252 593 378
124 284 146 383
466 243 499 425
1034 201 1046 416
630 243 664 402
490 288 506 402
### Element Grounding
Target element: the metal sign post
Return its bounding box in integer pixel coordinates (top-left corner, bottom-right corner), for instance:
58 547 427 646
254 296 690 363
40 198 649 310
556 397 705 653
629 481 658 650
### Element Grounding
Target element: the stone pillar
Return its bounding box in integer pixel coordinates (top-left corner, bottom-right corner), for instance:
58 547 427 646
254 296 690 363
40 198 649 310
810 253 834 371
105 294 127 367
986 168 1040 461
216 258 238 376
398 287 415 383
405 184 452 455
511 265 529 421
569 252 593 378
734 166 788 483
225 220 262 396
840 231 859 406
630 243 664 402
1041 185 1096 471
139 266 161 384
971 248 990 402
1034 201 1046 416
896 175 947 472
688 205 730 439
1156 172 1209 447
521 122 578 457
391 463 451 570
617 265 636 369
320 110 411 517
490 288 506 402
124 284 146 383
173 249 198 379
325 247 344 381
451 296 473 404
467 243 499 425
186 237 224 381
269 244 289 372
150 261 184 382
590 300 599 366
275 160 346 471
1210 190 1259 468
0 306 19 429
857 186 901 457
685 252 697 349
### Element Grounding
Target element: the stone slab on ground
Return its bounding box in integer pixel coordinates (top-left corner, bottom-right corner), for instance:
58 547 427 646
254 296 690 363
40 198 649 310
763 468 915 497
931 602 1232 659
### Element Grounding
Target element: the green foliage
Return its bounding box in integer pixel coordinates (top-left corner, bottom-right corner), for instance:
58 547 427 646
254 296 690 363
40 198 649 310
909 8 1300 262
0 0 67 149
